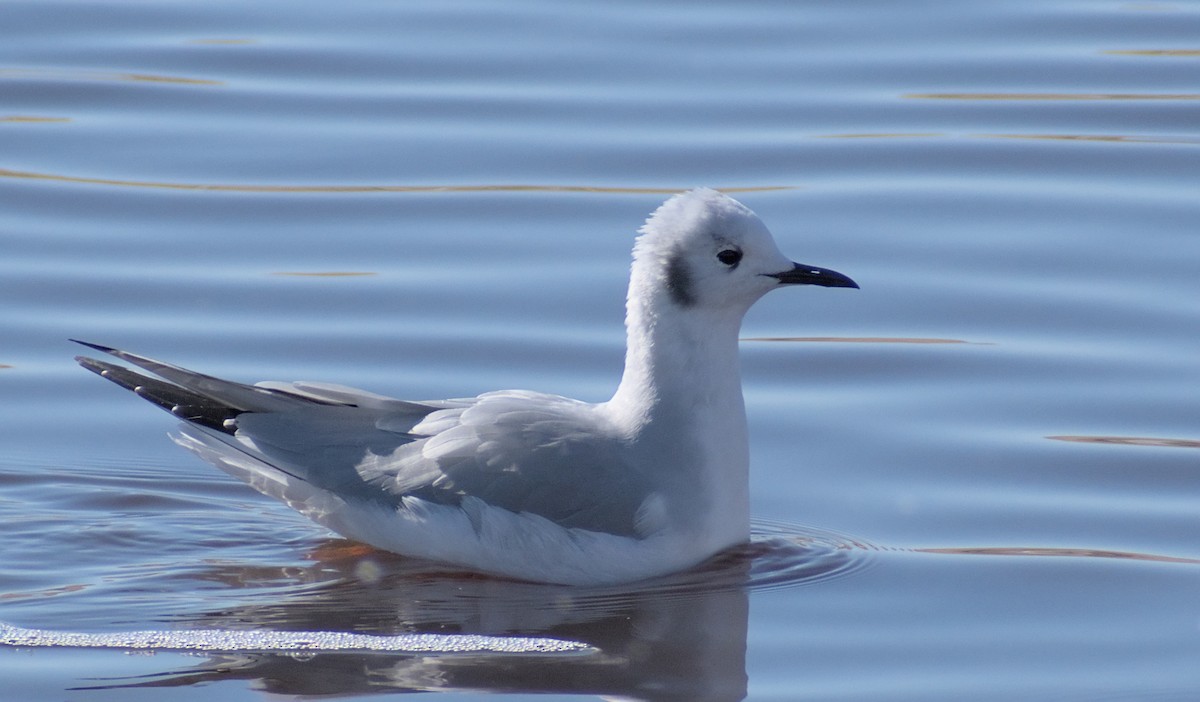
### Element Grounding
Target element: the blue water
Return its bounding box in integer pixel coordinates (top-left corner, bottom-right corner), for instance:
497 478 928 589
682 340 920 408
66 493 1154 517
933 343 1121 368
3 0 1199 699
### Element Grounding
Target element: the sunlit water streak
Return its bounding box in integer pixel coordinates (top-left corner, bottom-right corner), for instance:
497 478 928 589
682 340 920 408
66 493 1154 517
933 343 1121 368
0 168 794 194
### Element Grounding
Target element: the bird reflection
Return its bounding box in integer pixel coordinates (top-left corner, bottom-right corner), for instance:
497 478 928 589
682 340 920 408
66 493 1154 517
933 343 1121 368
66 526 862 700
77 541 753 701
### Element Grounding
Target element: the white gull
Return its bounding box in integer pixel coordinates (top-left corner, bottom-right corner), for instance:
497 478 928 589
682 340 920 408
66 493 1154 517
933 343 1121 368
74 188 857 585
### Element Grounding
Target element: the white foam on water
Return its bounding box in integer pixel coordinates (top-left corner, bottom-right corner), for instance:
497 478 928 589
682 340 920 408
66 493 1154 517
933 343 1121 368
0 621 590 655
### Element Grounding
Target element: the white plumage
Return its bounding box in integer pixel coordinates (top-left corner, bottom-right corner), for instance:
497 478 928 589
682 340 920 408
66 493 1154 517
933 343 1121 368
75 188 857 585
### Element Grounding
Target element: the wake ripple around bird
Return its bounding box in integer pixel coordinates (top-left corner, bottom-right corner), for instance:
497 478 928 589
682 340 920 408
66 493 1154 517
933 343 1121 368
624 518 876 598
0 521 873 655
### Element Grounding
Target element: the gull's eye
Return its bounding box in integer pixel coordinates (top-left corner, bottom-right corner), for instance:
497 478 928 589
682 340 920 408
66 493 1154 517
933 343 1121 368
716 249 742 267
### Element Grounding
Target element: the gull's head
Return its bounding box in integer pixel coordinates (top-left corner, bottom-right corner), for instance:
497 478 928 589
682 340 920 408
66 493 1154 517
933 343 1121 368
631 188 858 315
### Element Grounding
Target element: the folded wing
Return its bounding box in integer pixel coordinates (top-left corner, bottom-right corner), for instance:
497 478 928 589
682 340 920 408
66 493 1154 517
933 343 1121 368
74 342 653 544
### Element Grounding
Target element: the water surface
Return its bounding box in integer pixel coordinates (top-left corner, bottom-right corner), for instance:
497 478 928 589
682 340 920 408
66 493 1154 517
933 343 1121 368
2 1 1198 700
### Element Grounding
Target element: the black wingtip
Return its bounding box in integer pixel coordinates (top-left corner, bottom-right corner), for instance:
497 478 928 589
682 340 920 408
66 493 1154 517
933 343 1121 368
74 354 108 374
73 352 241 434
75 354 98 368
75 355 140 392
74 353 121 382
70 339 119 354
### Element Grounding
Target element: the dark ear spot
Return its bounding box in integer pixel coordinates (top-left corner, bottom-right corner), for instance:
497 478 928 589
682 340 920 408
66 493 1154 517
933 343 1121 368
666 254 695 307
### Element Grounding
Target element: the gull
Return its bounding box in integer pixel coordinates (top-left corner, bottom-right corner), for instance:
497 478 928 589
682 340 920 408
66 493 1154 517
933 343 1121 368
74 188 857 586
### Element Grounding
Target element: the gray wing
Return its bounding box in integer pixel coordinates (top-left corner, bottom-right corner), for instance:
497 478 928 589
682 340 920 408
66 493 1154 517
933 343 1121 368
75 342 652 538
375 391 653 537
238 390 653 538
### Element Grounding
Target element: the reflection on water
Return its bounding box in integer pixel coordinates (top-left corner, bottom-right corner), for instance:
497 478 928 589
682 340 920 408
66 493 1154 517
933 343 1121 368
0 115 70 123
801 131 1200 146
919 546 1200 565
272 271 378 277
156 570 751 699
0 168 792 194
743 336 977 344
1104 49 1200 57
186 38 258 46
1046 435 1200 449
817 132 944 139
0 583 88 603
1 524 867 700
984 133 1200 145
906 92 1200 100
0 67 221 86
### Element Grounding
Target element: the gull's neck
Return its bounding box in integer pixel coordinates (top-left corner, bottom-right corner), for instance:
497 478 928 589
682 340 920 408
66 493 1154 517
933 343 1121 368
608 291 747 429
604 273 753 547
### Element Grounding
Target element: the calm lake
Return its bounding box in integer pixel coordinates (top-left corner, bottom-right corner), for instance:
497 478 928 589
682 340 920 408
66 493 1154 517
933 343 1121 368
2 0 1198 700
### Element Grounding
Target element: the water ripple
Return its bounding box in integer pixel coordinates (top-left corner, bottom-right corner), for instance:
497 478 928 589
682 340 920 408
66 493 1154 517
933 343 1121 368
906 92 1200 100
742 520 879 592
0 168 792 194
1047 435 1200 449
575 520 879 601
917 545 1200 565
0 67 220 86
